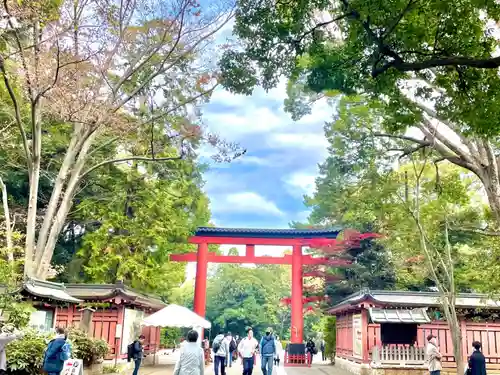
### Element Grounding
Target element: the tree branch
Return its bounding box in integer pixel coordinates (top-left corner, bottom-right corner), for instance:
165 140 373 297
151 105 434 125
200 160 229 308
373 55 500 78
372 132 429 145
450 227 500 237
79 153 184 181
294 13 353 44
0 57 32 166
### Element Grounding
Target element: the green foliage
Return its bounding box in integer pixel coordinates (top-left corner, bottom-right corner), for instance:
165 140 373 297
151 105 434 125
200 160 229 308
221 0 500 135
204 263 292 339
298 94 493 294
2 302 35 329
102 365 125 374
160 327 183 348
323 316 336 363
67 328 109 365
6 329 49 375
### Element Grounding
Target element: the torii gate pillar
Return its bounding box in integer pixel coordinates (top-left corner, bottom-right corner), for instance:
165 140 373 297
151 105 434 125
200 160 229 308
193 242 208 317
291 245 303 343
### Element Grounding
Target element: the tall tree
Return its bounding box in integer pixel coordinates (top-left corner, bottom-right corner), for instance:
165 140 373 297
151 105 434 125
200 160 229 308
52 158 210 296
0 0 240 279
219 0 500 229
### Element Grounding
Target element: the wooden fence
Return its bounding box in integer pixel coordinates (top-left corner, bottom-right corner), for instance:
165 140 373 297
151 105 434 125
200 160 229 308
371 345 426 366
367 321 500 367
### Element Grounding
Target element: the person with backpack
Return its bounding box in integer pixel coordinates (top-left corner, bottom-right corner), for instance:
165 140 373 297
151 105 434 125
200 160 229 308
43 327 71 375
212 332 229 375
227 332 237 368
259 328 275 375
306 338 316 365
127 335 146 375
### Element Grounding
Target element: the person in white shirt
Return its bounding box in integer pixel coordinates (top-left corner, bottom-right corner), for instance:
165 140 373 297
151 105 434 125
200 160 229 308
238 328 259 375
173 330 205 375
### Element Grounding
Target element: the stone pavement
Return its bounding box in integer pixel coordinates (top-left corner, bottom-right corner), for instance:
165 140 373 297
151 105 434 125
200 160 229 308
128 351 351 375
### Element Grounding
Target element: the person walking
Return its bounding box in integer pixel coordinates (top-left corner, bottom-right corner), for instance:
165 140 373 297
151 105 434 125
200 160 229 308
238 328 259 375
43 327 69 375
320 339 326 362
0 324 22 375
260 328 275 375
212 332 229 375
426 334 442 375
127 334 146 375
274 336 283 367
173 330 205 375
468 341 486 375
227 332 237 367
306 338 316 365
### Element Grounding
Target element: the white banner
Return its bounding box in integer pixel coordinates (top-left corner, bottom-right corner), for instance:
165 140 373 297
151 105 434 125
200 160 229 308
352 314 363 358
61 359 83 375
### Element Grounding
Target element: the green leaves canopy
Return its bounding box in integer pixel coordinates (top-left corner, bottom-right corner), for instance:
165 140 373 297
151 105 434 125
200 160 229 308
221 0 500 135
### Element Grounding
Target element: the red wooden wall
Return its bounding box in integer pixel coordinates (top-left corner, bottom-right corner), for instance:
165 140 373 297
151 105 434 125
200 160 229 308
336 312 355 360
56 306 161 360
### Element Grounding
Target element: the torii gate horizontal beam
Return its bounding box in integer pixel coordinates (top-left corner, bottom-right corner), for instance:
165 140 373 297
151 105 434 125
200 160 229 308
189 236 326 246
170 252 351 266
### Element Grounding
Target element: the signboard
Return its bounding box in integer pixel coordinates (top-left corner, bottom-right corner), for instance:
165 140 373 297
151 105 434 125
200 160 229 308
352 314 363 358
61 359 83 375
121 309 145 354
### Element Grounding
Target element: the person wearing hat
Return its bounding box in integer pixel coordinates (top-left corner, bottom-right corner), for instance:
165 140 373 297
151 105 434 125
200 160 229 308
259 328 276 375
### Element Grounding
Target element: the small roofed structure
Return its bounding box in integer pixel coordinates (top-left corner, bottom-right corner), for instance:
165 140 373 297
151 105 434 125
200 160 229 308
7 279 165 360
330 289 500 375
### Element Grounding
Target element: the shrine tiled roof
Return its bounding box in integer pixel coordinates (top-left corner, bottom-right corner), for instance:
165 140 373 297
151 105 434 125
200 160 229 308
65 282 165 309
328 288 500 314
194 227 342 239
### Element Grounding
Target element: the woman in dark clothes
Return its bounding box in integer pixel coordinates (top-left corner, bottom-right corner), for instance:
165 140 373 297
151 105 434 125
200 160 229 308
468 341 487 375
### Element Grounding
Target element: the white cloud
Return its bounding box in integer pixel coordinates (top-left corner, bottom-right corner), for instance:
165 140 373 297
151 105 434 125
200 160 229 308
285 172 317 197
210 192 284 217
269 133 329 152
205 106 285 136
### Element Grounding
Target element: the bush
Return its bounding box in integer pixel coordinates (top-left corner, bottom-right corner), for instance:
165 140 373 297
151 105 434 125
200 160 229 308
281 341 288 351
103 365 123 374
323 316 336 364
160 327 182 348
67 328 109 365
6 329 50 375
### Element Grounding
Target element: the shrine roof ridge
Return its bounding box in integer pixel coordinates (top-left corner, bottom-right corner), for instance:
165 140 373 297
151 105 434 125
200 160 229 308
194 226 343 239
328 288 500 313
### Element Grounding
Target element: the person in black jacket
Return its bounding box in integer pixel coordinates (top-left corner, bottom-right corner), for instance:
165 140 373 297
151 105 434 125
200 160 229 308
468 341 487 375
133 335 146 375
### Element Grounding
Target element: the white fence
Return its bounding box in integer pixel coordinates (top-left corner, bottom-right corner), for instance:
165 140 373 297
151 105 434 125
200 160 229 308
371 345 427 367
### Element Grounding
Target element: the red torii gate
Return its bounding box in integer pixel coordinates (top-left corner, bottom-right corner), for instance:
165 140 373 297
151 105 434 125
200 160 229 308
170 227 347 343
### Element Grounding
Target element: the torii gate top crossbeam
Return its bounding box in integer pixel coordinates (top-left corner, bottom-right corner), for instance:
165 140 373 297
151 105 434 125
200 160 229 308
188 227 342 246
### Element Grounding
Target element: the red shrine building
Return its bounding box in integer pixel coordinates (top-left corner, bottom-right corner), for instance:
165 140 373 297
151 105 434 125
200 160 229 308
331 289 500 375
170 226 347 357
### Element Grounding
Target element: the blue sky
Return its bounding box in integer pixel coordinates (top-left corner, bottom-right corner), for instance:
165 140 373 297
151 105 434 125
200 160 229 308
196 19 335 230
201 83 333 229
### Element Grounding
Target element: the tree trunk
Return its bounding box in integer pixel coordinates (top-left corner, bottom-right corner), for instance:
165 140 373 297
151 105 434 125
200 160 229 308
441 295 464 375
479 171 500 225
35 131 96 279
0 177 13 261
